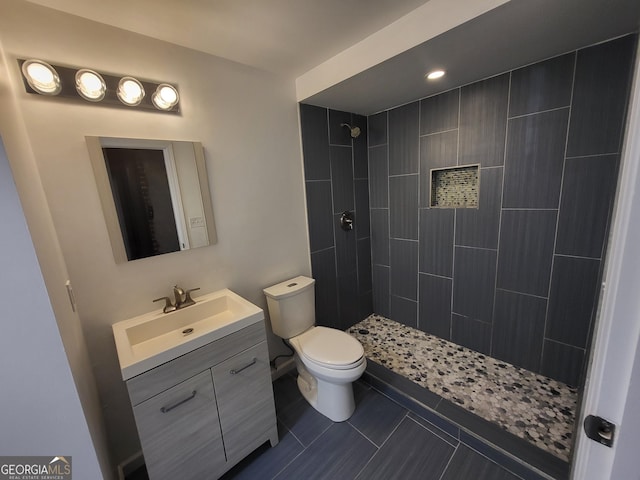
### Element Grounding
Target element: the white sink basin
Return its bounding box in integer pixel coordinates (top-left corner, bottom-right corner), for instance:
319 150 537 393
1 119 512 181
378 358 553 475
113 289 264 380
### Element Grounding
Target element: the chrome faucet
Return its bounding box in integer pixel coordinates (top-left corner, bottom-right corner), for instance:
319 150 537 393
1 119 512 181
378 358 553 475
153 285 200 313
173 285 185 308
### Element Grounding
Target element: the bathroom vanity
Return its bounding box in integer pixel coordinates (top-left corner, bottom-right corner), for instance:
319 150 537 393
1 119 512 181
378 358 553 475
112 289 278 480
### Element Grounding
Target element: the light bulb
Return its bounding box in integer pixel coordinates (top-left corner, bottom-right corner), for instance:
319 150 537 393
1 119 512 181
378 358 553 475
21 60 61 95
75 69 106 101
426 70 446 80
152 83 179 110
117 76 145 106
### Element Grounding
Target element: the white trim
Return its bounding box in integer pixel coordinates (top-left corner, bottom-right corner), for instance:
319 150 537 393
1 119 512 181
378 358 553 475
162 144 190 251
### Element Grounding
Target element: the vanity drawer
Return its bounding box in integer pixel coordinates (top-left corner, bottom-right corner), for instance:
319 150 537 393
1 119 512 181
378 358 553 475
127 321 266 405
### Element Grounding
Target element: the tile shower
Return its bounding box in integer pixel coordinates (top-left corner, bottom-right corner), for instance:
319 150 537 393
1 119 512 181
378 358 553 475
300 33 636 475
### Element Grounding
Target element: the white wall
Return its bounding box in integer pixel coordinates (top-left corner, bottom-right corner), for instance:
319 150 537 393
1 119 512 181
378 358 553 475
0 31 112 478
0 136 103 478
0 0 310 470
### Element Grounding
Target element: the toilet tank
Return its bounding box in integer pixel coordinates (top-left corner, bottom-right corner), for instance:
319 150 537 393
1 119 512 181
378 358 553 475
263 276 315 339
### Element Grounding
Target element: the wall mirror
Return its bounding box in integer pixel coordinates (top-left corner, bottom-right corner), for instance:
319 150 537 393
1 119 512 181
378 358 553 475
86 136 217 263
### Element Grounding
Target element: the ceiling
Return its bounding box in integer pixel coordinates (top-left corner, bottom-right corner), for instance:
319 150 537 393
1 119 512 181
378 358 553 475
306 0 640 114
25 0 431 77
26 0 640 115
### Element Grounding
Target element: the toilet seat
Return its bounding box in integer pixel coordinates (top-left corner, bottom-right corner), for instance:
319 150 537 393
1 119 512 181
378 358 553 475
291 326 364 370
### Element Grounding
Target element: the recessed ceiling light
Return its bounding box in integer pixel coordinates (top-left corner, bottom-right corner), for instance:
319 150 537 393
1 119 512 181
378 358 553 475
426 70 446 80
117 76 145 106
21 59 61 95
75 69 106 102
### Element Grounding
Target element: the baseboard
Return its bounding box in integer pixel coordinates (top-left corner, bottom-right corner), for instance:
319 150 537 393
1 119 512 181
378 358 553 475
117 451 144 480
271 357 295 381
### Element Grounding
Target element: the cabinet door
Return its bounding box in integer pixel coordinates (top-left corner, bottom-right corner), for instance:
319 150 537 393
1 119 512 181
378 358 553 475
212 341 276 463
133 370 226 480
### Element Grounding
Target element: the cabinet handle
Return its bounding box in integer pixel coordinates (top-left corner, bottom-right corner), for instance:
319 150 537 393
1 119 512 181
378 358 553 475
230 358 257 375
160 390 197 413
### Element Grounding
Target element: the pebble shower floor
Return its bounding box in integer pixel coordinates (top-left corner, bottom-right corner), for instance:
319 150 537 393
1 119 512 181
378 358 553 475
347 314 577 461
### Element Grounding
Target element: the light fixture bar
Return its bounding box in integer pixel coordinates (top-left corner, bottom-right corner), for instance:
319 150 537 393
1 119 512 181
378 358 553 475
18 59 180 114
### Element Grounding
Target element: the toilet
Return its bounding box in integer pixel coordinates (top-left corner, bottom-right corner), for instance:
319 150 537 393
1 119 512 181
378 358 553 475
264 276 366 422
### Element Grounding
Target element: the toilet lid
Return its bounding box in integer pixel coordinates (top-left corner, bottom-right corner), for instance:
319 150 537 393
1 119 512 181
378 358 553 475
295 326 364 367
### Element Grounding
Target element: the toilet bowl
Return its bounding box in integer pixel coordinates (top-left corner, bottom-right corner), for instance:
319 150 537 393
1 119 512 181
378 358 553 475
263 276 366 422
289 326 366 422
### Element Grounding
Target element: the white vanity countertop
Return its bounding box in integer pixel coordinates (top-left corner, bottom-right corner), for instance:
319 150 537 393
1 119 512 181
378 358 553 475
112 288 264 380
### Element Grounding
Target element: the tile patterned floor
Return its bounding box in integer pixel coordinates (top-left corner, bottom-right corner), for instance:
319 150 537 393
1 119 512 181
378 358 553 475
127 371 556 480
221 374 531 480
347 315 578 462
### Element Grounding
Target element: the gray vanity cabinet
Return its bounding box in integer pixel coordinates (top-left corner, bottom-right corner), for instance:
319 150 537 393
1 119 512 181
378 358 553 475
213 341 274 464
126 322 278 480
132 370 226 480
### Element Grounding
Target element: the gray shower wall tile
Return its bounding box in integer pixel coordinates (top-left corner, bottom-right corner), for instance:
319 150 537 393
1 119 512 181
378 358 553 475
359 291 374 320
419 130 459 207
541 340 585 388
419 208 454 278
451 314 491 355
420 208 455 277
419 273 452 340
311 248 339 329
330 145 354 213
390 239 418 301
355 179 370 239
389 101 420 175
338 271 360 330
354 114 369 179
369 111 388 147
492 289 547 372
455 167 502 249
391 295 418 328
370 209 389 266
452 247 497 324
334 214 357 277
300 104 330 181
567 34 636 157
509 52 575 117
497 210 557 297
329 109 352 145
546 255 600 349
459 73 510 167
503 108 569 209
390 174 418 240
420 88 460 135
358 237 373 292
556 154 620 258
373 265 390 317
305 180 334 253
369 145 388 208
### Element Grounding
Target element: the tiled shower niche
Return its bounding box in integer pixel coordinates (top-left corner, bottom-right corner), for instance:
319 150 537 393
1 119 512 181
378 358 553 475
430 165 479 208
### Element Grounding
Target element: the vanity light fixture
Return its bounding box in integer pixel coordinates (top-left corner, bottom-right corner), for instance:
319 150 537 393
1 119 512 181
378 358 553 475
426 69 446 80
21 59 61 95
18 58 180 114
152 83 179 111
75 69 106 102
117 76 145 106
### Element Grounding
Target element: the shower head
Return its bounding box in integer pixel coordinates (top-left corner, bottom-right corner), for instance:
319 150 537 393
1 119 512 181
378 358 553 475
340 123 361 138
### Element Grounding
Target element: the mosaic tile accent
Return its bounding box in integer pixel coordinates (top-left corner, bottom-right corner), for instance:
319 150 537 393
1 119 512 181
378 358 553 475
347 314 577 461
430 165 479 208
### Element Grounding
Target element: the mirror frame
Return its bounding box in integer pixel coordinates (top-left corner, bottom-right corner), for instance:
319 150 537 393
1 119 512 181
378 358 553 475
86 136 217 263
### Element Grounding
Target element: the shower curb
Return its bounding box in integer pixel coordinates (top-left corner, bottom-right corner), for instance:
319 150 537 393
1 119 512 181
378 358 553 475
362 360 570 480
